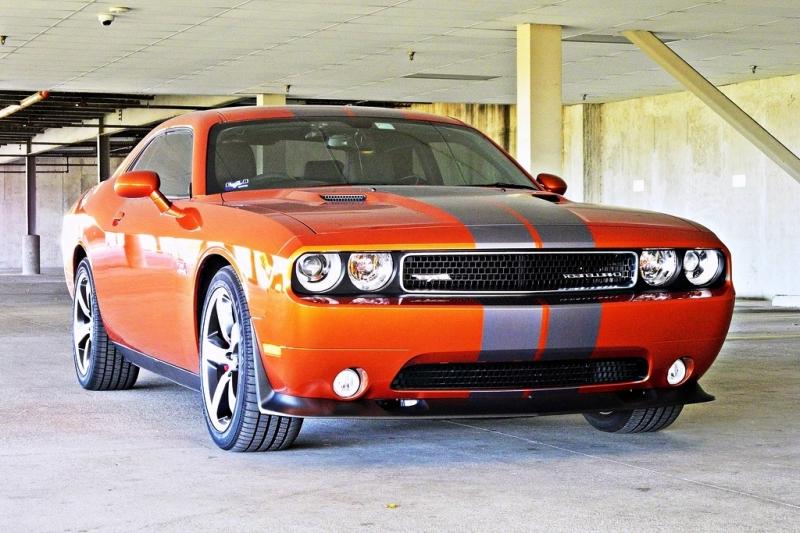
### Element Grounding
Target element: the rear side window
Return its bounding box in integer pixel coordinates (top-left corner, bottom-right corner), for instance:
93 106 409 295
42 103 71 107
132 130 193 197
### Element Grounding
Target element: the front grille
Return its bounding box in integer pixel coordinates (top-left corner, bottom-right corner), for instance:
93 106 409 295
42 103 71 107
401 251 637 293
391 358 648 390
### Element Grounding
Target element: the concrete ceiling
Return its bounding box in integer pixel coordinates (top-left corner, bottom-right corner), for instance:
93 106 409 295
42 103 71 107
1 0 799 104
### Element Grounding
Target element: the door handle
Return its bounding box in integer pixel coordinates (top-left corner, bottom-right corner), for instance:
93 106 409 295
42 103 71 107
112 211 125 226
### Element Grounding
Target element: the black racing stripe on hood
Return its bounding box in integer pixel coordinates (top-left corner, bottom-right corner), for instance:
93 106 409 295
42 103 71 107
377 186 534 248
378 186 595 249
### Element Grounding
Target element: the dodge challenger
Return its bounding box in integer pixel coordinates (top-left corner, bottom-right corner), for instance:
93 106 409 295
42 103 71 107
62 106 734 451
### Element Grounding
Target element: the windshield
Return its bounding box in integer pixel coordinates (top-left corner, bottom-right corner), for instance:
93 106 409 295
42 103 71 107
206 117 537 193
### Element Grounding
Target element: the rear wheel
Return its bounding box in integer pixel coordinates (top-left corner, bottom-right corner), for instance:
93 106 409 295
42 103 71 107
199 266 303 451
583 405 683 433
72 259 139 391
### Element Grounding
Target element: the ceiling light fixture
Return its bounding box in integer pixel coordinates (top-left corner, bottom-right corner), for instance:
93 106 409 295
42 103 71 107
564 34 676 44
403 73 498 81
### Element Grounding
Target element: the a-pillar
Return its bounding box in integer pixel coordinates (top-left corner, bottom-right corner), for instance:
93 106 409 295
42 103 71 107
516 23 563 177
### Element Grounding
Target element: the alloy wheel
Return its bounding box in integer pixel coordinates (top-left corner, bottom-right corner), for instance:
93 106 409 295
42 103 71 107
73 270 94 376
201 286 242 433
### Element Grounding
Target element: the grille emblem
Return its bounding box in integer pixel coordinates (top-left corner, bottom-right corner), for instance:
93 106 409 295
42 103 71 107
562 272 618 279
412 273 452 282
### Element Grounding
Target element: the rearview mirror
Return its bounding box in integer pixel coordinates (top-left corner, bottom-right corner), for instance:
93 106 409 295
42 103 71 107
536 173 568 195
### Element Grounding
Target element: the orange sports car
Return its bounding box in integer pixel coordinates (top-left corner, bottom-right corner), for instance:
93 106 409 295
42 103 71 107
62 106 734 451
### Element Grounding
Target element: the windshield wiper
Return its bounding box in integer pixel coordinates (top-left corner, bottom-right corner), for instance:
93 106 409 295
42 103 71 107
468 182 537 190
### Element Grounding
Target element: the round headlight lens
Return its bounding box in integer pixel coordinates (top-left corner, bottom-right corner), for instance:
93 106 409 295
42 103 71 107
295 253 343 293
639 249 679 287
347 252 394 292
683 249 723 286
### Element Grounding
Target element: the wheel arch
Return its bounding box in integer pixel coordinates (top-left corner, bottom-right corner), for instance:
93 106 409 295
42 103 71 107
194 252 235 347
73 244 88 276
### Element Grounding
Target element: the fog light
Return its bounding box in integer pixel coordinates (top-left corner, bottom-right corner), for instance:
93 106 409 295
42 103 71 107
667 359 687 385
333 368 362 398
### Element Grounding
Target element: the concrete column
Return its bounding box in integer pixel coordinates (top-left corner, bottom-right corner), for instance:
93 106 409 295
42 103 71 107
516 23 563 176
256 94 286 106
23 142 40 275
97 118 111 182
582 103 603 203
22 235 40 275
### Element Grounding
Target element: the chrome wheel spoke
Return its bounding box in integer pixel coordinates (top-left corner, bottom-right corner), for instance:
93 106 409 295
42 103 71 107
215 296 235 343
202 338 230 367
75 321 92 346
227 375 237 409
209 371 232 419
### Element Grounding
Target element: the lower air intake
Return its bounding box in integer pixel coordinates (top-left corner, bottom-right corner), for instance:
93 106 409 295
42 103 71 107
391 358 648 390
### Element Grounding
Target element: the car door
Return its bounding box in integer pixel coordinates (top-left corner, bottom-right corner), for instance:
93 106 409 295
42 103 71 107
103 128 199 369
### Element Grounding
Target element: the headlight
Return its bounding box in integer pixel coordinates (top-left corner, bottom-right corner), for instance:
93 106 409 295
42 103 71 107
295 253 343 293
683 249 723 286
639 249 679 287
347 252 393 291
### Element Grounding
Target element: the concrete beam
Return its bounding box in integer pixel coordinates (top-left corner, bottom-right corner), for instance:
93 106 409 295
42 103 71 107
256 93 286 106
623 30 800 186
0 94 242 165
516 23 562 176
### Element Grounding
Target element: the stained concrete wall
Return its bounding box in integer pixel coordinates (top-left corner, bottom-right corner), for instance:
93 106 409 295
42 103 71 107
418 76 800 299
0 158 124 271
570 74 800 299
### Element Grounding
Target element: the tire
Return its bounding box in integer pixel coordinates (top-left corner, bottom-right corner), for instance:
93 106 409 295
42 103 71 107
583 405 683 433
72 259 139 391
199 266 303 452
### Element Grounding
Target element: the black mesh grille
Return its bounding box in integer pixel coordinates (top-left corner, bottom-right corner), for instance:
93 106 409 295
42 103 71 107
401 252 636 293
391 358 648 390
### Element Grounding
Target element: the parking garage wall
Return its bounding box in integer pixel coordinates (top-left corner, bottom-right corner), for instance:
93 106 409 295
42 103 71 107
415 77 800 299
0 157 124 271
574 74 800 299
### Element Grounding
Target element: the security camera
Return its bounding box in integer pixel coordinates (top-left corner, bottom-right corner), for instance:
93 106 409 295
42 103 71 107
98 13 115 26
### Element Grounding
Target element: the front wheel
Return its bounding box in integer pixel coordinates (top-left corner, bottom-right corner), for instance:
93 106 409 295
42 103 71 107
583 405 683 433
72 259 139 391
199 266 303 452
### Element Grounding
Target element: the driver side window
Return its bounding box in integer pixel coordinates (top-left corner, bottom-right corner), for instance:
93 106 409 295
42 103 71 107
132 130 193 197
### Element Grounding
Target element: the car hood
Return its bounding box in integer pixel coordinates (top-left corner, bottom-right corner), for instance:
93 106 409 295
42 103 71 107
223 186 706 247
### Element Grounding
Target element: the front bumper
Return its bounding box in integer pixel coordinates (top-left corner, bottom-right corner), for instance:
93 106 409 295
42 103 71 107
256 358 713 419
251 285 734 407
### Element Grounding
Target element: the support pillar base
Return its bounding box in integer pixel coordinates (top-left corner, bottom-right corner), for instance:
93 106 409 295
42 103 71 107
22 234 40 275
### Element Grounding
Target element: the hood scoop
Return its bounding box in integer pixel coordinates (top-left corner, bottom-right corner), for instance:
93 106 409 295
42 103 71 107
320 193 367 203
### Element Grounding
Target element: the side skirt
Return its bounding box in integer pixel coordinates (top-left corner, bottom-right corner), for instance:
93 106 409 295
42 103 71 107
113 342 201 391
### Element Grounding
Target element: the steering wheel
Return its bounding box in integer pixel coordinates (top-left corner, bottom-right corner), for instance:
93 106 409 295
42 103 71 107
398 174 429 185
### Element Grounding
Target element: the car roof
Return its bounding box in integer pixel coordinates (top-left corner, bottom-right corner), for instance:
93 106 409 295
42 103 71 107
155 105 466 132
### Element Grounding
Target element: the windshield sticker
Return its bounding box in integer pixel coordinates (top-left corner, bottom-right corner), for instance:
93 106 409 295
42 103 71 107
224 179 250 191
374 122 395 130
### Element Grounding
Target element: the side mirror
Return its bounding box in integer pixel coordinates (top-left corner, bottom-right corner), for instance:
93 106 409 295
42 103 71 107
114 170 160 199
536 173 568 195
113 171 199 230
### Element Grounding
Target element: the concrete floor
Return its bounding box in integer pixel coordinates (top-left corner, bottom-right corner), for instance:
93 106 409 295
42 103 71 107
1 276 798 532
